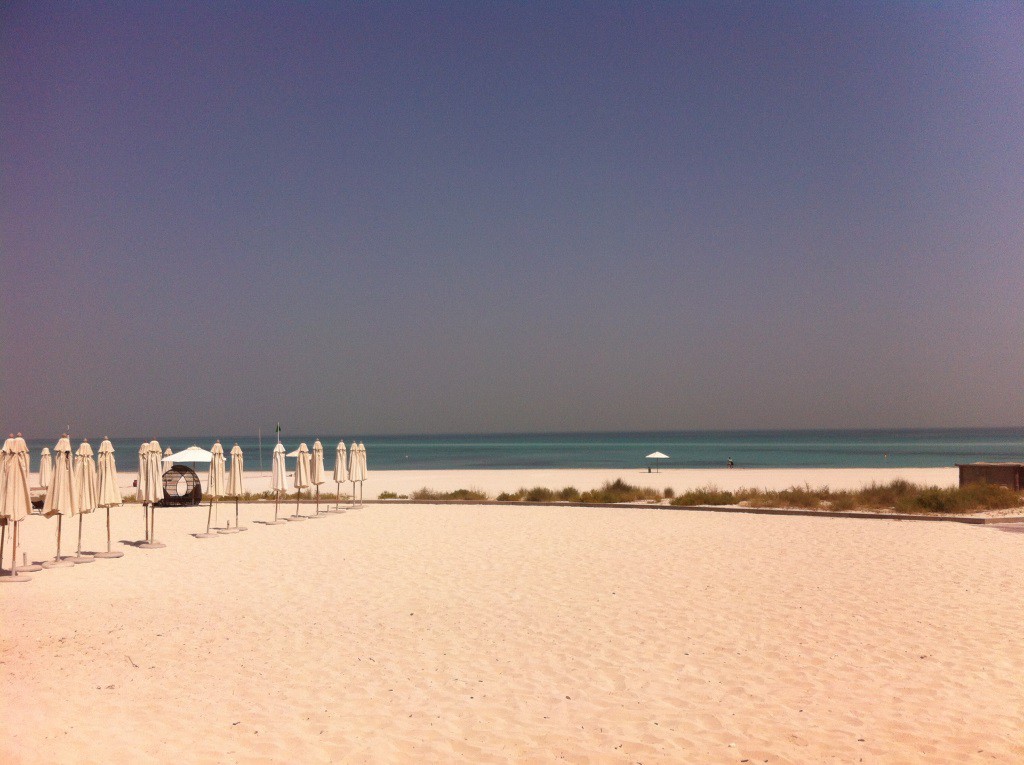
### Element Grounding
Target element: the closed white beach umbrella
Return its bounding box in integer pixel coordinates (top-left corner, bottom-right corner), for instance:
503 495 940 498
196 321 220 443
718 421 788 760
291 443 311 520
198 441 226 538
163 447 173 471
269 442 287 524
94 439 124 559
347 441 364 507
222 443 246 533
1 435 33 581
71 440 98 563
41 435 79 568
137 442 148 530
310 439 326 515
139 440 166 549
333 441 347 511
38 447 52 490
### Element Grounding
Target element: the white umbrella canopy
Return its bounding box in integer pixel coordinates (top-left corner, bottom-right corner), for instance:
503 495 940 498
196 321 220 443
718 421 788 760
646 451 669 459
142 440 163 506
197 441 226 538
311 440 325 486
1 436 32 524
347 441 362 482
94 439 124 559
310 440 326 514
96 439 122 508
333 441 347 483
294 443 311 490
224 444 246 533
136 443 148 502
290 443 312 519
271 443 287 493
75 441 98 515
1 436 33 581
228 444 244 496
43 436 79 518
139 440 166 548
72 441 99 562
41 436 79 568
165 445 215 464
207 442 226 499
38 447 52 489
163 447 173 468
267 442 288 524
359 442 368 477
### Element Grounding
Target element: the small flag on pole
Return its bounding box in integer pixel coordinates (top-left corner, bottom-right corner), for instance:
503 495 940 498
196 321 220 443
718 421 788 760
275 422 282 443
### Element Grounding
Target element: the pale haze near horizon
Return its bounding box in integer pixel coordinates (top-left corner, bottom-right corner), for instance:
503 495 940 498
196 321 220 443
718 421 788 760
2 2 1023 438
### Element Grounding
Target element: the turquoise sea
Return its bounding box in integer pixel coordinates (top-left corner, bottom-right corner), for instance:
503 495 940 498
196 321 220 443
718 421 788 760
23 429 1024 472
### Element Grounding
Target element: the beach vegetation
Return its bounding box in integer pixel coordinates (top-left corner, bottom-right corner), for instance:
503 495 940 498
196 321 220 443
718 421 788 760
669 480 1024 514
579 479 661 504
411 487 489 501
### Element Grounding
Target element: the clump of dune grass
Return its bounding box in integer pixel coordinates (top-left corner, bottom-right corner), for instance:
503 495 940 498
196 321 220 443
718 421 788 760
672 486 740 506
411 487 489 501
669 480 1024 515
580 479 661 504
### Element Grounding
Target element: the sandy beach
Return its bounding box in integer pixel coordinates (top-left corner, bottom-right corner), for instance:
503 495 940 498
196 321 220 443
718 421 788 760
2 486 1021 764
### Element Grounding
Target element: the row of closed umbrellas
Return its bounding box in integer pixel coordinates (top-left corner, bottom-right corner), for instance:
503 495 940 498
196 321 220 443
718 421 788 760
0 435 369 581
1 434 128 581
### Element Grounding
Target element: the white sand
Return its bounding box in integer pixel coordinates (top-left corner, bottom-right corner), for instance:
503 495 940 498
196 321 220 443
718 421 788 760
2 495 1021 763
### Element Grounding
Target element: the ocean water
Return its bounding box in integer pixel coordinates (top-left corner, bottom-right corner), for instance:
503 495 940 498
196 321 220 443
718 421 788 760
22 429 1024 472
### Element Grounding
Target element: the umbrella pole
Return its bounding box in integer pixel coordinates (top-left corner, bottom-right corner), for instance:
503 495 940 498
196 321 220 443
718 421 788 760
235 497 239 529
274 491 280 522
77 514 84 556
56 515 63 560
316 485 320 515
336 481 340 511
351 480 355 508
10 522 18 576
107 508 112 553
207 500 213 533
0 523 6 572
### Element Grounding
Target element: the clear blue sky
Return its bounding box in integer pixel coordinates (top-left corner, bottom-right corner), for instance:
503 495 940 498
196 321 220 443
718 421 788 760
3 2 1022 437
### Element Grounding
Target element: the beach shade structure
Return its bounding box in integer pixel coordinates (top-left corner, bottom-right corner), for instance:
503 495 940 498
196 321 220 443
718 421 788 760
94 439 124 558
220 443 246 533
41 436 79 568
0 436 10 573
139 440 166 549
70 440 98 563
164 445 215 465
332 441 347 511
268 442 287 524
310 440 326 516
348 441 366 508
197 441 226 538
290 443 312 520
163 447 173 471
645 452 669 473
38 447 52 490
357 442 368 505
138 442 148 530
1 435 34 581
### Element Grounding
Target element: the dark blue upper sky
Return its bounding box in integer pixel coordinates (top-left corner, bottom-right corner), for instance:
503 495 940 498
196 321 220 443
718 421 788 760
3 2 1022 436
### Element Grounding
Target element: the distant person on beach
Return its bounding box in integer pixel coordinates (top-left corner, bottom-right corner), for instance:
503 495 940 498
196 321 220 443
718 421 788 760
727 458 734 468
